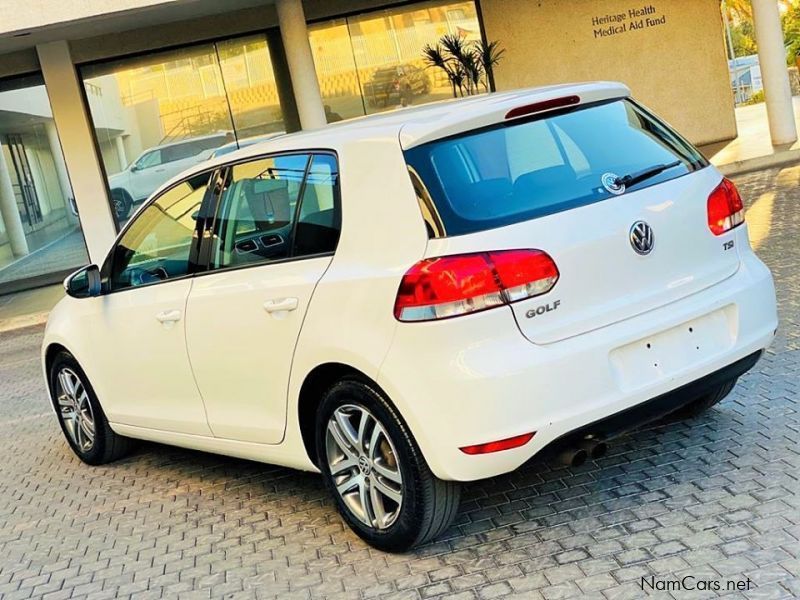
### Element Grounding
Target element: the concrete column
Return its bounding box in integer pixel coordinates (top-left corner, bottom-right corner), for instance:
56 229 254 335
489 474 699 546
275 0 327 130
266 28 302 133
751 0 798 145
0 147 29 257
37 40 117 262
44 119 77 223
114 135 128 170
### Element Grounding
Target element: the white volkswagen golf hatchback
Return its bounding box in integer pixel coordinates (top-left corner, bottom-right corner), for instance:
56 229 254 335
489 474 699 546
43 83 778 552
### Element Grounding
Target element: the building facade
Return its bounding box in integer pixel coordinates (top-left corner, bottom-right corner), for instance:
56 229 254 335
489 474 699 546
0 0 741 294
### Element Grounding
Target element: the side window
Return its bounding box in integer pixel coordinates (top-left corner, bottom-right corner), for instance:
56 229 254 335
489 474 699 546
294 154 341 256
209 153 341 271
210 154 309 269
108 172 210 291
161 144 192 164
135 150 161 170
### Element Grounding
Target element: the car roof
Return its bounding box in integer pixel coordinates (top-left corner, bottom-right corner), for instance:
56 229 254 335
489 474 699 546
151 81 630 198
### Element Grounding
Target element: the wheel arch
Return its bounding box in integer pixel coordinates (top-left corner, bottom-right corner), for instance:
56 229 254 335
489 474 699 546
45 341 68 374
109 187 133 202
43 341 79 416
297 362 396 468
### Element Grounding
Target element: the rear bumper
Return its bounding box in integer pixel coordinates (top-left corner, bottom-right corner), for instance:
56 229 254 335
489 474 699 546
546 349 761 449
377 249 777 482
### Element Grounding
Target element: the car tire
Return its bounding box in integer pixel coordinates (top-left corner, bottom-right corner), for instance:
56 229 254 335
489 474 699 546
49 351 134 465
674 379 737 418
110 190 131 222
315 379 460 552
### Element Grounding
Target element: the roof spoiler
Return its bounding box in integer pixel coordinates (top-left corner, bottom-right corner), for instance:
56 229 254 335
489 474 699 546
400 82 630 149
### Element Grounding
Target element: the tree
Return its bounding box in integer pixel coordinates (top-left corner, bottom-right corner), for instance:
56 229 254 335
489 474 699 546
422 35 505 97
722 0 752 22
732 20 757 57
783 3 800 64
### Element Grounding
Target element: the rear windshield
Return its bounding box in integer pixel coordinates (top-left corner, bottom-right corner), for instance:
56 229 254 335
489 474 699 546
404 99 708 237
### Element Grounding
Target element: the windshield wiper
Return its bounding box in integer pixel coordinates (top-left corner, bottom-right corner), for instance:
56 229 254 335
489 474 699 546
615 160 682 189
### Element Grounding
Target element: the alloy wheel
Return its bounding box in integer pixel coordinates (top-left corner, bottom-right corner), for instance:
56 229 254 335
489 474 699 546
56 367 96 453
325 404 403 530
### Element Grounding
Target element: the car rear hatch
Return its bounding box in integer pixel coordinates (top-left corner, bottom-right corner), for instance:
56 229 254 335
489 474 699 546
402 89 742 344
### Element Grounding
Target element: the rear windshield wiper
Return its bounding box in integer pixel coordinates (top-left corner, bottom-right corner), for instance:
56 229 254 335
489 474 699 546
615 160 682 189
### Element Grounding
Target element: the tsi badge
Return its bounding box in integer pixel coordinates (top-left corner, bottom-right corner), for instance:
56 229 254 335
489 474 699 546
526 299 561 319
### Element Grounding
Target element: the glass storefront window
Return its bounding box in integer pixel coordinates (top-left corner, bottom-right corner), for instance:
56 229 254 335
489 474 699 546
0 74 89 294
81 35 286 227
309 1 483 121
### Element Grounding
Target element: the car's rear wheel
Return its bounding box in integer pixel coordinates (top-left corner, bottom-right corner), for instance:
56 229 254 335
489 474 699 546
674 378 737 418
49 352 133 465
316 379 460 552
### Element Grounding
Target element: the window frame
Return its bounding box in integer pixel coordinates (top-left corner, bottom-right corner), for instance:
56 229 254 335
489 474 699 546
197 148 342 277
99 167 221 294
98 148 342 294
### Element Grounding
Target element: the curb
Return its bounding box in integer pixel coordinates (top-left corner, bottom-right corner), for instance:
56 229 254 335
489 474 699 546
715 149 800 177
0 311 49 335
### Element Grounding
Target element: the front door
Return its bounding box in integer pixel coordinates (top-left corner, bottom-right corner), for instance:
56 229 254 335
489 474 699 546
185 153 342 443
130 149 169 201
85 171 216 434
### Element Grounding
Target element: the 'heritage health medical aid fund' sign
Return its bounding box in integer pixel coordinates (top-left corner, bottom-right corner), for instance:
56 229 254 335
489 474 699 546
592 4 667 38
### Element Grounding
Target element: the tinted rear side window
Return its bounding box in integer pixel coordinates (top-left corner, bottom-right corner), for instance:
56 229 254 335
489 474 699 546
404 99 708 237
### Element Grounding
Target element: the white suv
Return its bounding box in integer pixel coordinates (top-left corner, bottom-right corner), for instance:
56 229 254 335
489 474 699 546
107 133 230 221
43 83 777 552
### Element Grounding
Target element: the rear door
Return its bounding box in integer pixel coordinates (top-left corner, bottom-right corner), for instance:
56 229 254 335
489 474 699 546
405 99 741 344
185 152 341 443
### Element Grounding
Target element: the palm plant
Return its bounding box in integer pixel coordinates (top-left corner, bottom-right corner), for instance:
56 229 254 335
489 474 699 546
422 43 459 97
422 34 505 97
476 40 505 92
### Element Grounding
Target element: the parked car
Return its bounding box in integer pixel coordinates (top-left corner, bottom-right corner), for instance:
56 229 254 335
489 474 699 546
363 64 430 107
107 132 231 221
44 83 777 552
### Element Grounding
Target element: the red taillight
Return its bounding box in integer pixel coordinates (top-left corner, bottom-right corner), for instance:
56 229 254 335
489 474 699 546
394 249 559 322
460 432 535 455
707 178 744 236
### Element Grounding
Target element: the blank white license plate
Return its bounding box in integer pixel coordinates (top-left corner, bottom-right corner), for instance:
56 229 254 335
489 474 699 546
610 305 737 391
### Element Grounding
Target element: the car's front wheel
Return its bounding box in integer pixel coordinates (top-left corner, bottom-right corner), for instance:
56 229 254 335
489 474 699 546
49 352 133 465
316 380 460 552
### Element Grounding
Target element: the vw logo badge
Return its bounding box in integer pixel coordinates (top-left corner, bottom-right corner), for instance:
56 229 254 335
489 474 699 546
601 172 626 195
629 221 655 255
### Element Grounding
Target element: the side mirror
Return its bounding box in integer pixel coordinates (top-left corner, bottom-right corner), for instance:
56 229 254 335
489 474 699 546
64 264 101 299
130 163 140 172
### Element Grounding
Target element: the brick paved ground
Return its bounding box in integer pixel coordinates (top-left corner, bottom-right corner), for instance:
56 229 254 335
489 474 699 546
0 166 798 599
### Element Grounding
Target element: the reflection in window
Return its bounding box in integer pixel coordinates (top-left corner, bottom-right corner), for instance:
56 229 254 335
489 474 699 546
82 35 285 227
0 74 89 293
309 1 482 121
211 154 309 269
109 172 210 291
295 154 341 257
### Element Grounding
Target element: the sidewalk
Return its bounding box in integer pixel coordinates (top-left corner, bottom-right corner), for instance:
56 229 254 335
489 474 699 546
706 96 800 175
0 284 62 333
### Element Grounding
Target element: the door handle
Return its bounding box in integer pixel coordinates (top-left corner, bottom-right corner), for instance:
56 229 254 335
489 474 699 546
263 298 299 313
155 309 182 323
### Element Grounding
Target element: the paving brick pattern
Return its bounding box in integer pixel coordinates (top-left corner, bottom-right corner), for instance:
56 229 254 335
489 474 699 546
0 166 798 599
